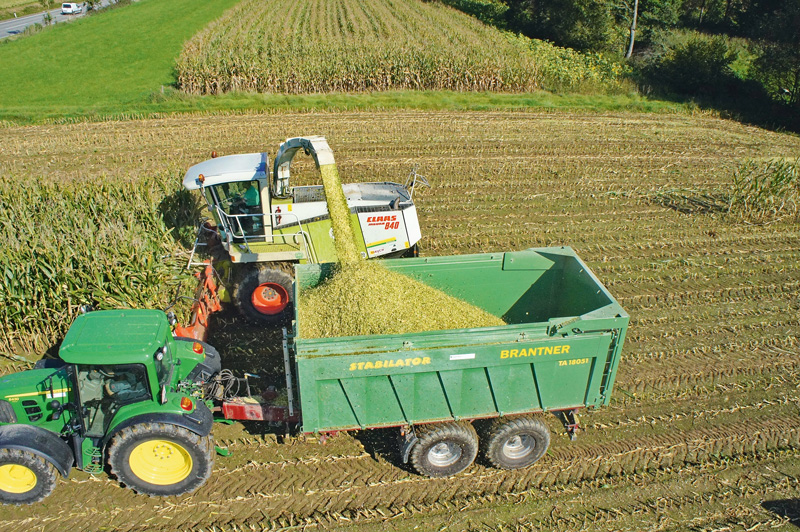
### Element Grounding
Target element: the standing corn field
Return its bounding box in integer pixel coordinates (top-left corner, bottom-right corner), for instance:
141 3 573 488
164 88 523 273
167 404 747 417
0 176 197 356
175 0 619 95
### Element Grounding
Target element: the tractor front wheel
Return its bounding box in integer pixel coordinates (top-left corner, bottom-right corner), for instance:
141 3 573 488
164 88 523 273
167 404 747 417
107 423 213 497
235 267 294 324
0 448 57 505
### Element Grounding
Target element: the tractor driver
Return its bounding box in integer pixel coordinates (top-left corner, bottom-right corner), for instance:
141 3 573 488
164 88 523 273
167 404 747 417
239 180 262 234
243 180 261 209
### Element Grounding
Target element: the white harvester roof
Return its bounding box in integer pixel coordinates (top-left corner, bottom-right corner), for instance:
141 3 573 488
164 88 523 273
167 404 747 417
183 153 269 190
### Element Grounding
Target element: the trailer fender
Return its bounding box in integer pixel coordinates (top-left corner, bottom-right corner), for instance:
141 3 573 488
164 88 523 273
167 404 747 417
102 401 214 448
0 424 74 477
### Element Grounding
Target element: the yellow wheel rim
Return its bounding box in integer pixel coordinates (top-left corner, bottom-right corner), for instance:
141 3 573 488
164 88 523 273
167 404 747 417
0 463 37 494
128 439 193 486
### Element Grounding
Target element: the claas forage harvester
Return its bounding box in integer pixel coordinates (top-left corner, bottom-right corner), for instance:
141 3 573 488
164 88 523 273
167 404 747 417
0 247 627 504
182 136 424 326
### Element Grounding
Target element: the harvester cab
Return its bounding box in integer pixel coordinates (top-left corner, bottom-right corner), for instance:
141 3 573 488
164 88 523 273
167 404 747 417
183 136 425 324
0 309 221 504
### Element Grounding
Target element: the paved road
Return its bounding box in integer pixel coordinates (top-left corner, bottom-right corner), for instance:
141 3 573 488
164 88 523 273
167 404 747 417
0 2 112 40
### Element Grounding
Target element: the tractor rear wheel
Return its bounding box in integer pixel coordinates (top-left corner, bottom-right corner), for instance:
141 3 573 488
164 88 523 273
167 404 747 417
0 448 57 505
483 416 550 470
107 423 213 497
235 267 294 324
410 422 478 478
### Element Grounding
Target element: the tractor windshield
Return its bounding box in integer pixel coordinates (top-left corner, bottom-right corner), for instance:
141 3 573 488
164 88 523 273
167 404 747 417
76 364 151 437
209 180 264 239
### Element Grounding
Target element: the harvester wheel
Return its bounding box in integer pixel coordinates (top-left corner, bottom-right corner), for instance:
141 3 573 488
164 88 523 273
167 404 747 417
107 423 213 497
235 267 294 323
0 448 57 505
410 421 478 478
483 416 550 470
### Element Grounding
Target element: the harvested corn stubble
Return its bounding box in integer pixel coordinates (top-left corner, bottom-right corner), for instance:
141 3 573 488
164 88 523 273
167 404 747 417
301 161 505 338
298 260 506 338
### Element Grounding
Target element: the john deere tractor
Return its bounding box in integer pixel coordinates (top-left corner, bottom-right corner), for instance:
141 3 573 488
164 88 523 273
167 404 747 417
0 309 222 504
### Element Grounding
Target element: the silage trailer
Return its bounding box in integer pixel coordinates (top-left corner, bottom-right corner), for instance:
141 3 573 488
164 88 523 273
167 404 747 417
0 247 627 503
231 246 629 476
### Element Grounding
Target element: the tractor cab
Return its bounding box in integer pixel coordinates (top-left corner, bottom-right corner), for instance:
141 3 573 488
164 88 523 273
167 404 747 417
58 310 173 437
183 152 271 245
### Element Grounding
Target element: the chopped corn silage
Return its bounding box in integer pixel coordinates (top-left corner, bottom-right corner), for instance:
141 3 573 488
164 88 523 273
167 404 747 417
298 260 505 338
299 162 505 339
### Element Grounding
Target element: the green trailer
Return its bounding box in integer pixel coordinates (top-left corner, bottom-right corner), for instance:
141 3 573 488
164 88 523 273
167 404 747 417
281 246 629 477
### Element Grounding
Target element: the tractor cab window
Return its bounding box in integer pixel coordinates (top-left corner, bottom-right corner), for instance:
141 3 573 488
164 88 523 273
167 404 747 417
76 364 151 437
210 180 264 238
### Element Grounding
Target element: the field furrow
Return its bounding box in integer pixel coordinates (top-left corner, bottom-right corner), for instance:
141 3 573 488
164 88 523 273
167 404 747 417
1 416 796 531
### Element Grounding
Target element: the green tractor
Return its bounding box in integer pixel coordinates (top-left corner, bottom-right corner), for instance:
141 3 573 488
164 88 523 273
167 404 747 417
0 309 222 504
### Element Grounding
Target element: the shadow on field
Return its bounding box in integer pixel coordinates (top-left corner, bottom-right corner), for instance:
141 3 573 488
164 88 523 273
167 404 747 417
762 499 800 528
353 428 413 473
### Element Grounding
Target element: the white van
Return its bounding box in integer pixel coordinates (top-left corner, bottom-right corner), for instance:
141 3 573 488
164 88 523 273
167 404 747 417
61 3 83 14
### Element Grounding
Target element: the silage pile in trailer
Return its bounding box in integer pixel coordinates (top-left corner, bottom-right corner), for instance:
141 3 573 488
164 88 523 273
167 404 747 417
298 164 505 339
298 260 505 338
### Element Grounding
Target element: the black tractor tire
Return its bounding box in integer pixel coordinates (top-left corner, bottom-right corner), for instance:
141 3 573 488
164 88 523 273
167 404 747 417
107 423 213 497
234 267 294 324
483 416 550 470
410 421 479 478
0 448 57 505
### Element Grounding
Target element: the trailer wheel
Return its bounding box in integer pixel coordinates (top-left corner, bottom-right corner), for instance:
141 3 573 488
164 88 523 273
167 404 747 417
483 416 550 470
0 448 57 505
235 267 293 323
410 422 478 478
108 423 213 497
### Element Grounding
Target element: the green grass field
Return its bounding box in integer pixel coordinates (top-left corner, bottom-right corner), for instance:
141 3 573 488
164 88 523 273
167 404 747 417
0 1 39 21
0 0 693 124
0 0 32 9
0 0 239 120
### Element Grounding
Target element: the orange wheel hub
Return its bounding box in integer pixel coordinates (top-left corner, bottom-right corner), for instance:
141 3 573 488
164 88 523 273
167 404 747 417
251 282 289 315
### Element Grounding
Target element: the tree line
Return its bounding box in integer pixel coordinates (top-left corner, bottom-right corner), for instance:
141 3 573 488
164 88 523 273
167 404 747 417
438 0 799 125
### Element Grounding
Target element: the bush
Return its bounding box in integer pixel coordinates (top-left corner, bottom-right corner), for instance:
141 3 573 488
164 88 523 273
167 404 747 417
528 38 629 92
751 42 800 107
641 35 737 95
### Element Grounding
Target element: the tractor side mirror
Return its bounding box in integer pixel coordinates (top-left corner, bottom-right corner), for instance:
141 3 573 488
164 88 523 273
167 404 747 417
50 400 64 420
